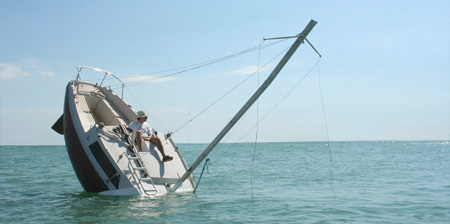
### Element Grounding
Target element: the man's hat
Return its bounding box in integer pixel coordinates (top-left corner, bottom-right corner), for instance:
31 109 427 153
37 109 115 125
137 110 148 119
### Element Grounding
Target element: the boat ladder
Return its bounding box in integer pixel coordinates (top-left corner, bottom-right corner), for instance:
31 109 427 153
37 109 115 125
127 152 158 195
116 124 158 195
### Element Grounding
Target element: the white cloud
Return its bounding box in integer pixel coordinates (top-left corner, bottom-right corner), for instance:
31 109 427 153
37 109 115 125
0 59 55 80
230 65 271 75
0 63 31 80
121 75 176 84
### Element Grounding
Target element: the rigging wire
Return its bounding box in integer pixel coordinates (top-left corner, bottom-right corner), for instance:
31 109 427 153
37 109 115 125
123 84 171 132
116 39 289 87
93 40 291 134
90 39 290 133
317 58 337 198
211 58 322 165
85 40 288 90
193 158 211 194
75 39 293 135
171 42 292 136
207 57 336 199
251 38 264 203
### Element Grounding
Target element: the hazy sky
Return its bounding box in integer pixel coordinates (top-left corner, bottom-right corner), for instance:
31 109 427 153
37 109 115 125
1 0 449 145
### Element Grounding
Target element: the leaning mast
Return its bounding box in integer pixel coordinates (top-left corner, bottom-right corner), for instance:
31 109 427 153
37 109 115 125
171 19 318 192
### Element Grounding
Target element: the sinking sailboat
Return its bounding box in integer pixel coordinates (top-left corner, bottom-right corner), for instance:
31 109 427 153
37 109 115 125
52 19 317 196
52 69 196 195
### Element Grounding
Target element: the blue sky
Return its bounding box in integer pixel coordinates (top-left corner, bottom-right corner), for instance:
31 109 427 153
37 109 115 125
0 0 449 145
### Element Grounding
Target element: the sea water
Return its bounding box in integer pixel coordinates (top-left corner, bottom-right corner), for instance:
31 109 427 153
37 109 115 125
0 141 449 223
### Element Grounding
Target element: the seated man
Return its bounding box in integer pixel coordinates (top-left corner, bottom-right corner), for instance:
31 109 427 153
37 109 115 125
128 110 173 162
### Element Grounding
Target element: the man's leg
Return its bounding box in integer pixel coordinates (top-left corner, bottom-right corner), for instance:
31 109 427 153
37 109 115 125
150 137 166 156
150 137 173 162
135 131 144 152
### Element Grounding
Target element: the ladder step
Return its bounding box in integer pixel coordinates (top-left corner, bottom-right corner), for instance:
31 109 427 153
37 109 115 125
133 167 147 170
140 178 153 182
128 156 140 160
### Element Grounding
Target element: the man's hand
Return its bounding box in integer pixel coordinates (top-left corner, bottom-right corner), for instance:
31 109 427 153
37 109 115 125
143 134 154 141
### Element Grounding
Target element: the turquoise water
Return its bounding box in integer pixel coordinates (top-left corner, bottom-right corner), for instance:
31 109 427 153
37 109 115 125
0 141 449 223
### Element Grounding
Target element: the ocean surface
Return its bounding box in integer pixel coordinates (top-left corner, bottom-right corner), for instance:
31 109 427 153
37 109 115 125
0 141 449 223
